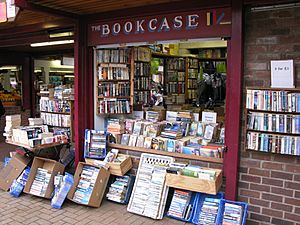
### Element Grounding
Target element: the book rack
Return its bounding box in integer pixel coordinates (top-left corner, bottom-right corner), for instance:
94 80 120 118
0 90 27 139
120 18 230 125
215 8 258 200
245 87 300 156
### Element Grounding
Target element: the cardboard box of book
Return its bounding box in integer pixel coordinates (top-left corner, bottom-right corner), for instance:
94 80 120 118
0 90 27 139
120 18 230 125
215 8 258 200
165 167 222 195
67 162 110 207
24 157 65 199
0 153 31 191
85 154 132 176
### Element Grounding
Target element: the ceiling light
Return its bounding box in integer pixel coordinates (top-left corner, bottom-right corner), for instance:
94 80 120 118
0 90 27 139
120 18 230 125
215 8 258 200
30 40 74 47
49 31 74 38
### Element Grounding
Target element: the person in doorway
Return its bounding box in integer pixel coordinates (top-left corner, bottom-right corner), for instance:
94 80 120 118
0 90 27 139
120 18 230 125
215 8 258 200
0 98 5 119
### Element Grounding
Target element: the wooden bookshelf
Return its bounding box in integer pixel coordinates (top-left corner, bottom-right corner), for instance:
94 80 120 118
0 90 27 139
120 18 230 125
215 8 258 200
107 143 224 164
96 48 134 115
245 87 300 156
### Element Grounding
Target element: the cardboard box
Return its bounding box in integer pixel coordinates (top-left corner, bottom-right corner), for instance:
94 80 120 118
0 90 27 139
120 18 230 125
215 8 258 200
165 168 222 195
0 153 31 191
85 154 132 176
67 162 110 207
24 157 65 199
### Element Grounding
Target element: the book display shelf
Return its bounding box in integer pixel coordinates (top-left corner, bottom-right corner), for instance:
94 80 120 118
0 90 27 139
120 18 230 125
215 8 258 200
245 87 300 156
133 47 151 108
39 97 74 141
186 57 200 103
96 48 134 115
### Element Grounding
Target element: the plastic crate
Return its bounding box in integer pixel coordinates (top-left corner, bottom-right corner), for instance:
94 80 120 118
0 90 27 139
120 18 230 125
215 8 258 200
84 129 107 159
216 199 248 225
107 175 135 205
192 192 224 225
166 190 197 223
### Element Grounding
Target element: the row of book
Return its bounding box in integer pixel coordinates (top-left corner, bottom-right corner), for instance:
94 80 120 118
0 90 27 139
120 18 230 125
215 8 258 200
188 58 199 69
167 71 185 82
107 118 222 142
106 176 130 203
134 62 150 76
187 89 197 99
134 91 150 105
41 112 71 128
98 65 130 80
133 47 151 62
246 90 300 112
167 82 185 94
188 79 198 89
98 99 131 114
39 98 71 113
167 58 185 70
98 82 130 97
118 133 222 158
165 94 186 104
134 77 150 90
247 112 300 134
188 69 198 79
73 165 100 205
96 49 130 63
247 131 300 155
168 190 193 220
29 168 51 197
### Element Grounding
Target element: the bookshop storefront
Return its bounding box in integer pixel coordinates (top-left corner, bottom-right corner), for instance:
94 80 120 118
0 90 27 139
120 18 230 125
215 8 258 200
75 4 243 202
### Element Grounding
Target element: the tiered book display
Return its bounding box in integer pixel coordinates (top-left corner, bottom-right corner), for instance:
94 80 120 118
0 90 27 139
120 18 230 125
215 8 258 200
39 97 74 141
133 47 151 108
96 48 134 115
245 88 300 156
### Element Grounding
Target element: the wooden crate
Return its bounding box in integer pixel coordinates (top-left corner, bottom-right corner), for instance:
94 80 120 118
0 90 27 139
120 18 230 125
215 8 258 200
85 154 132 176
107 154 132 176
165 168 222 195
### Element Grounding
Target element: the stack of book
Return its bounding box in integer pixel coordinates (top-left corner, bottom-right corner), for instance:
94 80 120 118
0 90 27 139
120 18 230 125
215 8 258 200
41 112 71 127
73 165 100 205
106 176 130 203
222 202 244 225
29 168 51 197
197 197 220 225
3 114 21 141
84 130 106 159
161 123 183 139
168 190 193 220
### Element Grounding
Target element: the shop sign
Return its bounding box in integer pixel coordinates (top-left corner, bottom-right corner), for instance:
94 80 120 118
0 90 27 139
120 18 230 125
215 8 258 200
88 7 231 46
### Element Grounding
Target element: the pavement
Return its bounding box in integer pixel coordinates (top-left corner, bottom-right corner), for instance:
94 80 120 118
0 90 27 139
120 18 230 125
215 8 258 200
0 188 187 225
0 139 187 225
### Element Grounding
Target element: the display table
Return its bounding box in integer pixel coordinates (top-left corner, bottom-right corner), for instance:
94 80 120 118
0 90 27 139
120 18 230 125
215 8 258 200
5 140 66 159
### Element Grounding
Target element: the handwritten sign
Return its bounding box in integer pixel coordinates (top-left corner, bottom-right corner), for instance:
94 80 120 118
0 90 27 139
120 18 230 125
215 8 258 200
271 60 294 88
202 111 217 123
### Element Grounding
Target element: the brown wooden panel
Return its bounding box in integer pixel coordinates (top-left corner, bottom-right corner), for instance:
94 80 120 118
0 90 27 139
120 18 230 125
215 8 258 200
28 0 183 14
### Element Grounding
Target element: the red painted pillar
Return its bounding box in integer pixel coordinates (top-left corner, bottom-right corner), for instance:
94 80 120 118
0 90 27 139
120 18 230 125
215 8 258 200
74 20 94 164
224 0 243 200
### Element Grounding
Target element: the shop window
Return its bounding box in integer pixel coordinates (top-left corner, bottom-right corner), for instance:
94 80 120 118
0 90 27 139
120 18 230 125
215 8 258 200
0 65 22 106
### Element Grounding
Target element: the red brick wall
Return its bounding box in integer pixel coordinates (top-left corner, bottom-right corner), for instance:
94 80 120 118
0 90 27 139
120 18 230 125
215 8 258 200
239 6 300 225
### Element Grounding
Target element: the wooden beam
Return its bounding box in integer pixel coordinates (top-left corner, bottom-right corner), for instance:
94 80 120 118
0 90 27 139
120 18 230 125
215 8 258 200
15 0 79 20
85 0 231 21
223 0 243 201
